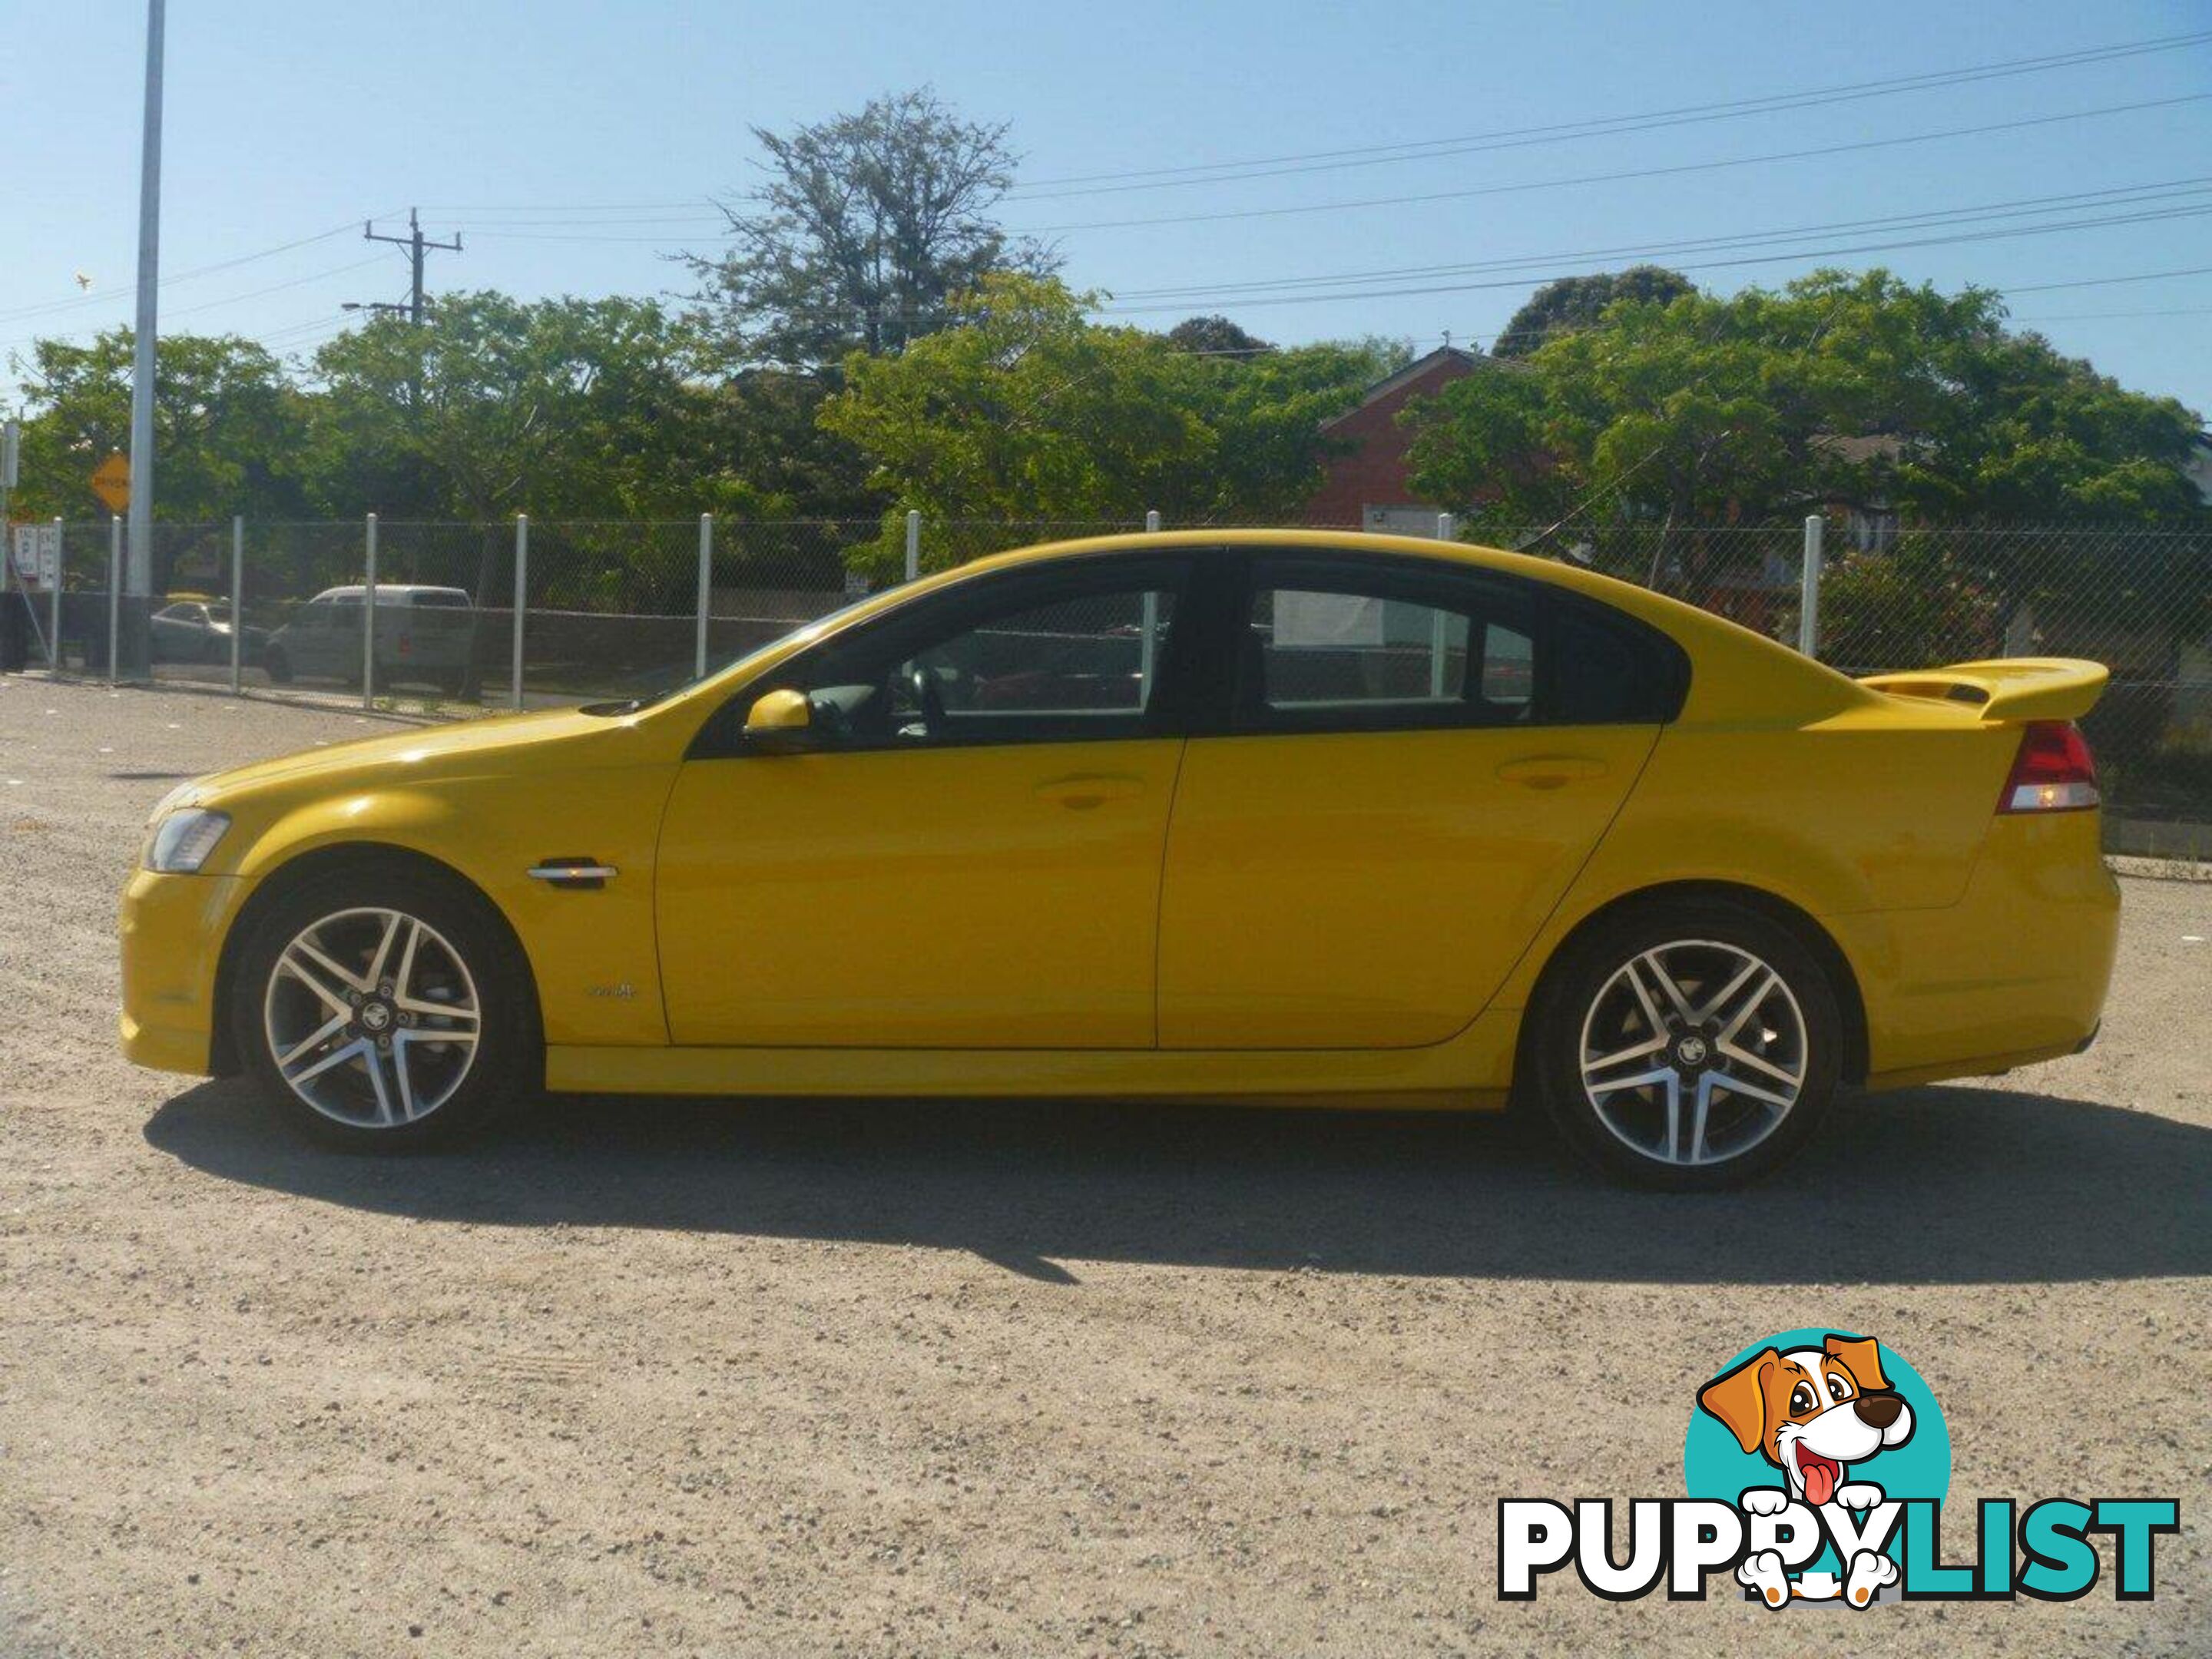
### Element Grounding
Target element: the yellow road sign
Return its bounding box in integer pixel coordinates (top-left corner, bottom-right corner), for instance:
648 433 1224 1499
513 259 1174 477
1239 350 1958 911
91 452 130 514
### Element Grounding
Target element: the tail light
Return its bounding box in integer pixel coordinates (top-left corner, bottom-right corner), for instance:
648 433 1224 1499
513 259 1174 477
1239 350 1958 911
1998 720 2099 813
397 631 412 657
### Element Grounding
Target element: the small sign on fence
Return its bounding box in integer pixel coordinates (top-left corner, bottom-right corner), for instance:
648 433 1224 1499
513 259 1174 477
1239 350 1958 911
8 524 60 588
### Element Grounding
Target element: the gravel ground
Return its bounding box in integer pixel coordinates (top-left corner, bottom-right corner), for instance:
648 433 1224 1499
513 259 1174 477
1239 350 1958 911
2 675 2206 1658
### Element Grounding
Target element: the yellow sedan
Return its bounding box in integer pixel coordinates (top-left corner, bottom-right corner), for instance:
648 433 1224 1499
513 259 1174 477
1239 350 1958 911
118 531 2119 1186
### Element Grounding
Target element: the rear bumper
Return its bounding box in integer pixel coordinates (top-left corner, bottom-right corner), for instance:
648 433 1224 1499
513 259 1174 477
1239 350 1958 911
1834 813 2118 1091
118 869 250 1076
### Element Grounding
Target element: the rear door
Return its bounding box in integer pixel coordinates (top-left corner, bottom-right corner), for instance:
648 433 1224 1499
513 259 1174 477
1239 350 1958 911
1155 550 1681 1050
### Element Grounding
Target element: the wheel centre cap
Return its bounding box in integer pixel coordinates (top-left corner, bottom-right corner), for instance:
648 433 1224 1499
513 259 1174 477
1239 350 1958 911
359 1001 393 1034
1674 1033 1709 1068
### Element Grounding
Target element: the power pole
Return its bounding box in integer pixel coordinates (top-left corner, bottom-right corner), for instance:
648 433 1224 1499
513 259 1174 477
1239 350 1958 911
124 0 164 647
352 208 462 323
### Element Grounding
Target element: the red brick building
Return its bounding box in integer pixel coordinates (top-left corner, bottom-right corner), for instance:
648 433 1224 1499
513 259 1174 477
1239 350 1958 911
1303 346 1481 529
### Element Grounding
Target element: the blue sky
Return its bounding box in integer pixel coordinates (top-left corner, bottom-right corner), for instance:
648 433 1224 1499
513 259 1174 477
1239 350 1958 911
3 0 2208 416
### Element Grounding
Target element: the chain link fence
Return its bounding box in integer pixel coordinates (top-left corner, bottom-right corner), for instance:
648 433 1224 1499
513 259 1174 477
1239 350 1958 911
12 512 2207 856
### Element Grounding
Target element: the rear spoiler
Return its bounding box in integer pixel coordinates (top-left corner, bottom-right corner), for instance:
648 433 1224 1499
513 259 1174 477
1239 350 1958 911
1856 657 2108 723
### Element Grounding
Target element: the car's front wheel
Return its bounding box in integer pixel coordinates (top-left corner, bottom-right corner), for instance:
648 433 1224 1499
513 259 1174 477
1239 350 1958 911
1533 900 1841 1189
232 863 537 1147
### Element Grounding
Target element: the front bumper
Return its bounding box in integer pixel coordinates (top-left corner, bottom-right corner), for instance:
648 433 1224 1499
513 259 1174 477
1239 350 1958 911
118 869 251 1075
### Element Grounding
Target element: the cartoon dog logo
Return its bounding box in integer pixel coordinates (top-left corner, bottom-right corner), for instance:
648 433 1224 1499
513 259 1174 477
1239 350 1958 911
1697 1333 1915 1606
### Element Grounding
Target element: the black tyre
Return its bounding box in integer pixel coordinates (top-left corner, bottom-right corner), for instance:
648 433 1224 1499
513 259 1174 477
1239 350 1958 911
263 646 292 684
230 859 539 1149
1532 899 1842 1190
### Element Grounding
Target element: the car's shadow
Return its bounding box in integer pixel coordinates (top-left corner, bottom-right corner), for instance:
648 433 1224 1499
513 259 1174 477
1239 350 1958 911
144 1081 2210 1284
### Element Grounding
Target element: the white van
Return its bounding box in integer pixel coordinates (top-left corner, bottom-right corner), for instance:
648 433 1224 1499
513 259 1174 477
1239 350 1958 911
263 585 478 696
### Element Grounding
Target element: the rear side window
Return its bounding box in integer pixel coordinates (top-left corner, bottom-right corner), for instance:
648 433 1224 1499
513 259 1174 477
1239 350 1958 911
1237 554 1684 732
1250 584 1536 726
409 591 471 608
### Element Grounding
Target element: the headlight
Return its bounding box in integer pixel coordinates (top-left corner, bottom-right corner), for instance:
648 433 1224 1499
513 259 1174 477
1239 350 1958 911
144 809 231 873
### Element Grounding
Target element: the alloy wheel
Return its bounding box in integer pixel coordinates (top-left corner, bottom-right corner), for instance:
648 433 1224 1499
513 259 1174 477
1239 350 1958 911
1575 938 1809 1169
262 906 482 1128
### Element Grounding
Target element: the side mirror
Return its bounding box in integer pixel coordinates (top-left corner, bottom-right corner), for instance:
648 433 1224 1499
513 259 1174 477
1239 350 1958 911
743 687 814 752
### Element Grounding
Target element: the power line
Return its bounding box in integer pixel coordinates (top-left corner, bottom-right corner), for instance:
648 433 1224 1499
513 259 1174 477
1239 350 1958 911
167 255 389 320
413 30 2212 232
1101 177 2212 303
0 254 396 358
2018 305 2212 322
1010 94 2212 236
0 217 389 326
2006 263 2212 294
446 92 2212 248
1005 29 2212 196
1088 200 2212 316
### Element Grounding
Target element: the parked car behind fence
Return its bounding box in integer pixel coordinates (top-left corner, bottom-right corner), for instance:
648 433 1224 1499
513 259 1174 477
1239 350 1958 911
262 585 478 697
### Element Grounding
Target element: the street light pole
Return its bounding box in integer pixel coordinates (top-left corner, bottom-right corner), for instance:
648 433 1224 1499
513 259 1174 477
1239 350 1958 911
125 0 164 626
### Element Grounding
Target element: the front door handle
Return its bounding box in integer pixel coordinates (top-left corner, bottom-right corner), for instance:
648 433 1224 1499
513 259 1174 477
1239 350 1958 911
528 859 619 890
1034 773 1144 809
1495 755 1609 790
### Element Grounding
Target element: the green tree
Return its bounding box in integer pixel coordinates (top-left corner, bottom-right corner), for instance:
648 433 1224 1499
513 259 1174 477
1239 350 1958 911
12 329 311 522
690 368 887 521
307 290 720 519
1408 269 2207 544
1492 266 1694 358
685 88 1053 368
1165 315 1273 356
817 276 1385 567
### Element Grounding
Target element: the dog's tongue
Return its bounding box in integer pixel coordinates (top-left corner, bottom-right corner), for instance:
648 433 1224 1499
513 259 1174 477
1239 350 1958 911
1805 1461 1836 1505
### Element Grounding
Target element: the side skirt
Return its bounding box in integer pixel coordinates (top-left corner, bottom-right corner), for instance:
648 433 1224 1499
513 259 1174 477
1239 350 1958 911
546 1012 1520 1105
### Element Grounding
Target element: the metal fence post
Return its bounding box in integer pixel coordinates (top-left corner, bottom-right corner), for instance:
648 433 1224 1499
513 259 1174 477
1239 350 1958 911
50 518 63 674
1145 509 1161 533
904 509 921 583
511 514 528 711
695 512 712 681
362 512 377 708
1436 512 1455 541
228 517 243 694
108 516 122 684
1798 514 1824 658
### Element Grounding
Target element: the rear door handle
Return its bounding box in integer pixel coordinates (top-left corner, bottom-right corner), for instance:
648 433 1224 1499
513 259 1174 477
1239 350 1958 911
1035 773 1144 809
1495 755 1609 789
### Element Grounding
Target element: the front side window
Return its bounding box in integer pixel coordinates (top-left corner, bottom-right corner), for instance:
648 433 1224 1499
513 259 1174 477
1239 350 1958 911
741 565 1186 752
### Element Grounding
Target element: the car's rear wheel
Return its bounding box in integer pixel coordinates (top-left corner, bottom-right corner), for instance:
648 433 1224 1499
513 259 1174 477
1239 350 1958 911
1533 900 1840 1189
263 646 292 684
232 864 537 1147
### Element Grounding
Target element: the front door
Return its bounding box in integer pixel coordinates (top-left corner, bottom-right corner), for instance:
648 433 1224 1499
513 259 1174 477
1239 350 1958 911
1157 551 1676 1049
656 558 1193 1048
